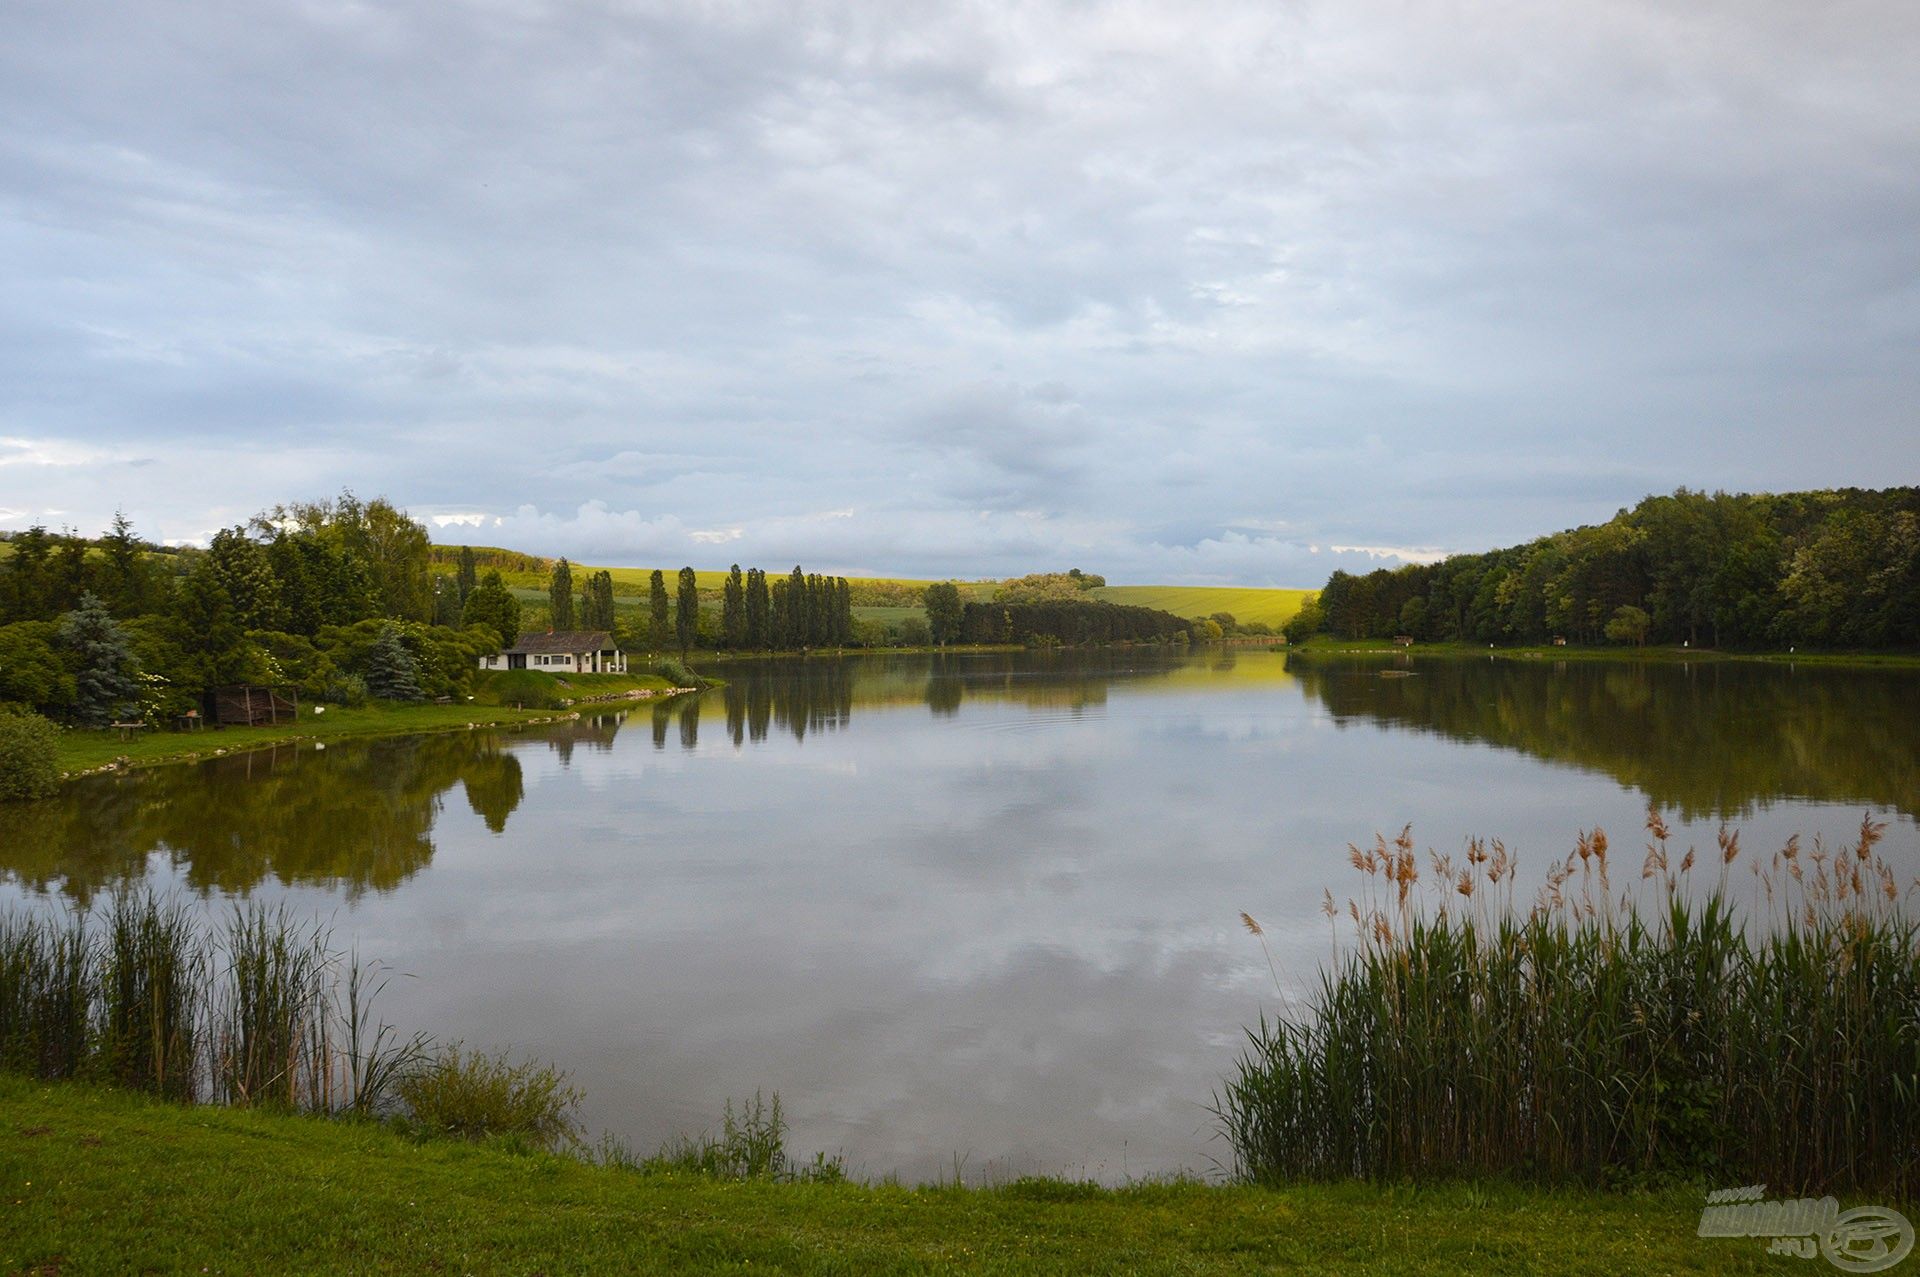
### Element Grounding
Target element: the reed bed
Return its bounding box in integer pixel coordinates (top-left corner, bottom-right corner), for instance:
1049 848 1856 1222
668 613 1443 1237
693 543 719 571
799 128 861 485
1221 810 1920 1195
0 891 422 1115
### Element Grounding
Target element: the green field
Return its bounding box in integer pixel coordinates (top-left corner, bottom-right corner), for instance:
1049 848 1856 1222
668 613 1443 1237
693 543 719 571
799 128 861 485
1089 585 1314 627
0 1076 1779 1275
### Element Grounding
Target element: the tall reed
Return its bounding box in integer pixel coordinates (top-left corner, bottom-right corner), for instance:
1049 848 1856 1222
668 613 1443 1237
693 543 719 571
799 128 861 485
0 909 92 1079
1220 812 1920 1195
0 889 421 1117
210 903 332 1108
99 892 205 1101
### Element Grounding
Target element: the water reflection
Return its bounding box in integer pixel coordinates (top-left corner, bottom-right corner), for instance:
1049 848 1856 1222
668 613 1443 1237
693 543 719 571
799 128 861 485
0 732 527 900
1 651 1914 1181
1287 656 1920 819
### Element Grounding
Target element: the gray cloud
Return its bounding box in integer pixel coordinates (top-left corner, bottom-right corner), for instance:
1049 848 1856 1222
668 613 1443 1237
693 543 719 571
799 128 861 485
2 1 1915 579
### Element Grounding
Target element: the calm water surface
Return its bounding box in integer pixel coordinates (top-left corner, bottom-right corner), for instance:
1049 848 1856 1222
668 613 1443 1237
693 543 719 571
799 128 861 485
4 651 1917 1180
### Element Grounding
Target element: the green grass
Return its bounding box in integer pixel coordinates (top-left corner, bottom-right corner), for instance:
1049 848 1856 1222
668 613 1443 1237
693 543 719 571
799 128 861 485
1090 585 1314 628
50 673 677 777
0 1076 1784 1275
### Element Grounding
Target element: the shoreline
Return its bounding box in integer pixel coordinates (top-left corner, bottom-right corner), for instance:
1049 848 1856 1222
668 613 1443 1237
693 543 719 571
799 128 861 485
4 1075 1777 1275
50 673 702 782
1284 638 1920 669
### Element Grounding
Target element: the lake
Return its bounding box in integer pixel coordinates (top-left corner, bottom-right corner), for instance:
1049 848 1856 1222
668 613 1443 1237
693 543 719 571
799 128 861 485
3 650 1916 1182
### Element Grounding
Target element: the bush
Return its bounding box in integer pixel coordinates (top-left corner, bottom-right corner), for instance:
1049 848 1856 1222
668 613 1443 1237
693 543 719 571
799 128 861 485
398 1044 580 1150
655 659 706 689
0 709 60 802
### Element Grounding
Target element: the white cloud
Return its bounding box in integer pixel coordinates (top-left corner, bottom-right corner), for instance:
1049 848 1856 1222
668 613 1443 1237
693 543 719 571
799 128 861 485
1 0 1914 577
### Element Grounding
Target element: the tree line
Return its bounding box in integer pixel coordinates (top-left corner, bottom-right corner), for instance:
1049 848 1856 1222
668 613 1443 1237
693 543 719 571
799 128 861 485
1295 487 1920 649
0 495 511 750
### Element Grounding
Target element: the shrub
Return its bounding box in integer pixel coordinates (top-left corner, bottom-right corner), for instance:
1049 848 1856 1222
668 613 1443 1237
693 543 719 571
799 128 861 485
0 708 60 802
890 616 932 646
398 1044 581 1150
655 659 706 689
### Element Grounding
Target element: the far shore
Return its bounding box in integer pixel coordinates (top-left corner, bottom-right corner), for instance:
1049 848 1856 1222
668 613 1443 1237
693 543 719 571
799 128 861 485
1284 637 1920 669
51 671 695 782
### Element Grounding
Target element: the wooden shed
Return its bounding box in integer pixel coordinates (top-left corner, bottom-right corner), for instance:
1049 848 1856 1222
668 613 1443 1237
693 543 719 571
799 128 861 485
210 685 298 727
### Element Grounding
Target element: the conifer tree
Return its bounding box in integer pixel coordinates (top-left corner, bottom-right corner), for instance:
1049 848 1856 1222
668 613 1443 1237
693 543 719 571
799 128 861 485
57 592 142 727
51 531 91 614
168 562 252 696
102 511 149 616
363 623 426 701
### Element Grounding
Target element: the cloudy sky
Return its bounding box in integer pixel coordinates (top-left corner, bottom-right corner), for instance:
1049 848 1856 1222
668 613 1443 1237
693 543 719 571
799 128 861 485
3 1 1915 584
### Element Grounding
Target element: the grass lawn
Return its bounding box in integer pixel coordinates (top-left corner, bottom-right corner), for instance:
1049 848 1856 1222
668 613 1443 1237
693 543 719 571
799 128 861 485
0 1078 1786 1276
51 672 680 777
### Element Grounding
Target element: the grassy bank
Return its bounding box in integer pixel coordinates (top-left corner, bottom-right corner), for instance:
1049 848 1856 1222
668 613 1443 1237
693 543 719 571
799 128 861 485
1288 637 1920 668
0 1077 1782 1275
51 671 683 778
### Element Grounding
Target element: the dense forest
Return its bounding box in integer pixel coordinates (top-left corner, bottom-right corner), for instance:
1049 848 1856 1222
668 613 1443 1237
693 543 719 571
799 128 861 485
1296 487 1920 649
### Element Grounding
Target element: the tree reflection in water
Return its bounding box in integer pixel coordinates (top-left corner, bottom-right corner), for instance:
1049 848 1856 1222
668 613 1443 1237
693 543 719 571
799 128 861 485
0 731 527 902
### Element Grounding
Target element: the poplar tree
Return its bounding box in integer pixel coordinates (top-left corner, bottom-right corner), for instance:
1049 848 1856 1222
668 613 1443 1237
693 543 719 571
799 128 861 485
649 570 670 651
745 568 770 650
675 567 698 658
787 566 806 646
589 570 615 629
723 565 746 649
769 577 791 649
548 558 575 629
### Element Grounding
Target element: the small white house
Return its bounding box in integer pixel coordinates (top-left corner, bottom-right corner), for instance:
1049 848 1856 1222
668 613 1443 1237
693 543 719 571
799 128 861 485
477 630 627 675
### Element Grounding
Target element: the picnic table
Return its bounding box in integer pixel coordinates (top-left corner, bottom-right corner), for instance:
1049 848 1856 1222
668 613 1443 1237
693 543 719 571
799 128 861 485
109 720 149 742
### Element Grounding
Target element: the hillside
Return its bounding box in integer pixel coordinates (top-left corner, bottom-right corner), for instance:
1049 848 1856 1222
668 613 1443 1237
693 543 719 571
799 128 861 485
430 545 1312 627
1090 585 1313 629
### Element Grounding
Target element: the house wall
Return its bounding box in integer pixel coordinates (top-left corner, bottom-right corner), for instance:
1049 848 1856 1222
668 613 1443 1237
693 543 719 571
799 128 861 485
476 650 628 674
